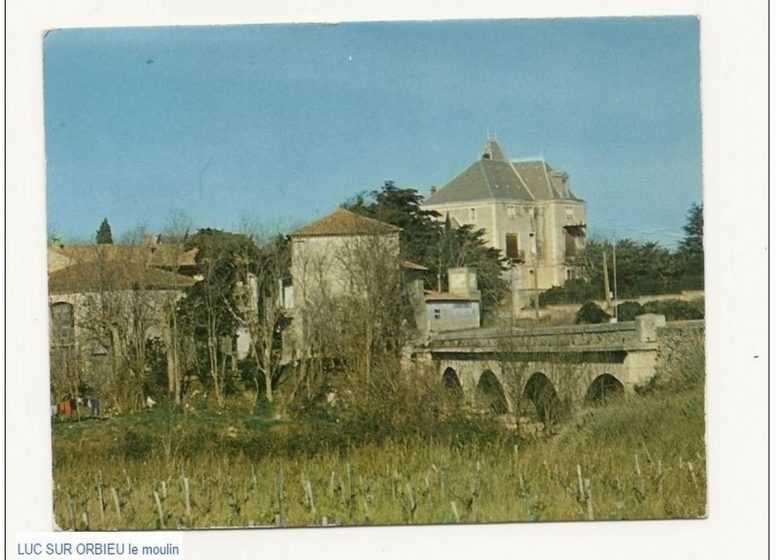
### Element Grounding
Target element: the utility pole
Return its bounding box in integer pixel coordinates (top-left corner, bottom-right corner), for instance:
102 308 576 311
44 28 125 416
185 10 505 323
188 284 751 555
602 250 611 315
612 240 619 322
533 258 540 322
532 209 540 323
510 266 517 330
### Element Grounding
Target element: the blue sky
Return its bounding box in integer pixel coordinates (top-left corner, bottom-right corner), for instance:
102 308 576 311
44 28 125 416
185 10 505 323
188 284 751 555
44 18 701 245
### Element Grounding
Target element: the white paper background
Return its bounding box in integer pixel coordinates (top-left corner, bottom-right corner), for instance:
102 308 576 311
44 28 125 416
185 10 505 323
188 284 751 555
4 1 770 558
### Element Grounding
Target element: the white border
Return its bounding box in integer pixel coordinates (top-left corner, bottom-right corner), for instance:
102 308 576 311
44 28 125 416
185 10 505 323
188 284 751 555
6 1 769 559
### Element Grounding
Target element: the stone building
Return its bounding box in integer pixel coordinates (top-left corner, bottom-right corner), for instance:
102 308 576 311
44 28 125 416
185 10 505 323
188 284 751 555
419 267 482 335
48 242 196 409
421 137 587 311
288 208 402 357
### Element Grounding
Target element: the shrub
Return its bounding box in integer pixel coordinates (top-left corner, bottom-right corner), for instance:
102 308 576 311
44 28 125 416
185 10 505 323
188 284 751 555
284 362 511 454
575 302 610 324
643 298 704 321
539 279 601 306
616 301 645 321
252 397 276 419
119 429 154 460
144 338 168 399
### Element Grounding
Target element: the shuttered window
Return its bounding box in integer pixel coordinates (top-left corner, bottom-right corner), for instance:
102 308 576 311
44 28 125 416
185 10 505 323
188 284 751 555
505 233 519 260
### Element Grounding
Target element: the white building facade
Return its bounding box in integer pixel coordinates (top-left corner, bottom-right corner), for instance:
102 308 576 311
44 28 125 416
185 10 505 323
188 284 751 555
421 138 587 310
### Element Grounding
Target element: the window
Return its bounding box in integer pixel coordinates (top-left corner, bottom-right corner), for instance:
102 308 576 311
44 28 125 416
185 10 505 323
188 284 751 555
508 205 516 219
433 308 441 320
505 233 519 260
280 278 294 310
566 207 574 220
564 225 585 258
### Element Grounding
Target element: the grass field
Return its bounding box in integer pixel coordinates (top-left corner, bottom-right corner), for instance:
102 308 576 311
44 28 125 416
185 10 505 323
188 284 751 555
51 372 706 529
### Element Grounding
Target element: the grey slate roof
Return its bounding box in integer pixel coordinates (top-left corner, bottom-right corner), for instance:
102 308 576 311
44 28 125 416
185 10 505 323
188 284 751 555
424 139 581 206
425 160 534 204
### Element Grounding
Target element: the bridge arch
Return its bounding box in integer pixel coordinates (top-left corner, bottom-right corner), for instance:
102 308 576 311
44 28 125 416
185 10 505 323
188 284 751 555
584 373 624 405
523 372 561 424
476 369 509 414
442 367 464 399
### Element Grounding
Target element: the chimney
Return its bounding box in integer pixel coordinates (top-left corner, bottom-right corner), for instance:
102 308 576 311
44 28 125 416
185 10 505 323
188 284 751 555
447 267 481 301
430 186 437 196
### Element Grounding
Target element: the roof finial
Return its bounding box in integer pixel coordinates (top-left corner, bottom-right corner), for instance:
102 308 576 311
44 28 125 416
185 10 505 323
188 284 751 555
482 133 505 161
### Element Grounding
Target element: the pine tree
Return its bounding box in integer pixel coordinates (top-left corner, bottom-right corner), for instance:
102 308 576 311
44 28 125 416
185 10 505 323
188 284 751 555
344 181 510 315
96 218 113 244
677 203 703 277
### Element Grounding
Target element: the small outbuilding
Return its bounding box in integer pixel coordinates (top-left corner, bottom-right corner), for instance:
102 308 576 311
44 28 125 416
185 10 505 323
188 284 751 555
422 291 481 334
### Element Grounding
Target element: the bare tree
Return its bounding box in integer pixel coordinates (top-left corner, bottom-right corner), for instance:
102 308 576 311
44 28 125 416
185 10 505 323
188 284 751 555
160 209 196 404
331 234 404 382
119 223 149 244
177 229 268 408
49 300 83 415
76 257 159 412
49 239 196 414
162 209 195 243
231 220 292 408
289 229 405 402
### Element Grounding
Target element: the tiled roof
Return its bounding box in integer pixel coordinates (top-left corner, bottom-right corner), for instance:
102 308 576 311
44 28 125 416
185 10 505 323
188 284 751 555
49 260 197 294
290 208 401 237
423 290 480 302
424 139 581 206
49 243 198 271
402 260 428 271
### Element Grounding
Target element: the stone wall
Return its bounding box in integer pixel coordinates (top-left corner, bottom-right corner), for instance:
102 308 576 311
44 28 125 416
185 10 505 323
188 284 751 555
654 320 705 384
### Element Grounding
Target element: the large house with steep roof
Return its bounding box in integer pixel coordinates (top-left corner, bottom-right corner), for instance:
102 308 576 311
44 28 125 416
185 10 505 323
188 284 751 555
421 137 587 309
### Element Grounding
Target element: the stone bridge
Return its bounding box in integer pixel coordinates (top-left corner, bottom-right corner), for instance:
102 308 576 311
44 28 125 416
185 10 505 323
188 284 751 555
408 315 704 421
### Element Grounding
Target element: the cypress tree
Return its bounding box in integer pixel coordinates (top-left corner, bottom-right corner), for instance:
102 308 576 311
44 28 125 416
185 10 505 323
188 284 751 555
96 218 113 244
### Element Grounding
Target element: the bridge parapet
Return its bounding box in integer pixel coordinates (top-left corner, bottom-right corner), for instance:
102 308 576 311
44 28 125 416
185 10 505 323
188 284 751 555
426 314 666 354
406 314 701 415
